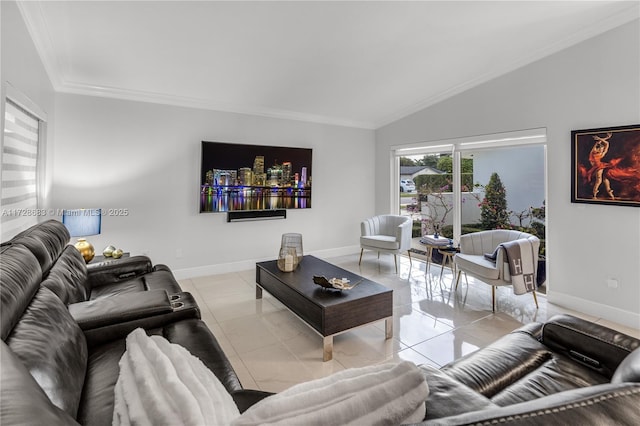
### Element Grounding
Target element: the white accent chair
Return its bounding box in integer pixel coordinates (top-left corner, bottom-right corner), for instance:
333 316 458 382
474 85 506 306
453 229 540 312
359 215 413 273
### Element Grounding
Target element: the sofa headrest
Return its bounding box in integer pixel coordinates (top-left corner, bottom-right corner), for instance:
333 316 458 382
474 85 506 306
41 246 89 304
0 244 43 341
5 220 70 275
542 314 640 379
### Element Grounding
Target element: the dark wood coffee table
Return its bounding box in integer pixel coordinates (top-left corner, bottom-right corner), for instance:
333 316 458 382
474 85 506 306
256 255 393 361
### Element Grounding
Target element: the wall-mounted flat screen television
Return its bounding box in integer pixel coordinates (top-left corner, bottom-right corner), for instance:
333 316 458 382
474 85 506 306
200 141 312 213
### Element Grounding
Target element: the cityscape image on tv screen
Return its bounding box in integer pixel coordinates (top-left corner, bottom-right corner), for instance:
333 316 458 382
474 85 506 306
200 141 312 213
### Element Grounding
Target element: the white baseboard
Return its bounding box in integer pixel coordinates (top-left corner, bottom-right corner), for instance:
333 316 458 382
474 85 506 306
173 245 361 280
547 290 640 330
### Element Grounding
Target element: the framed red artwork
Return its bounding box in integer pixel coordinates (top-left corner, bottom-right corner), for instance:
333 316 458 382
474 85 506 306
571 124 640 207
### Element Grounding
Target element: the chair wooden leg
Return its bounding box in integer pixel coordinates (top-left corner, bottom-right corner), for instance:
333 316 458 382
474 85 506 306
407 250 412 265
492 286 496 312
394 254 398 273
532 290 539 309
454 270 462 291
358 249 364 265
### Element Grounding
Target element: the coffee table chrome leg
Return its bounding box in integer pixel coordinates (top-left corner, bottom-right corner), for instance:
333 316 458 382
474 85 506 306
385 317 393 339
323 336 333 361
256 285 263 299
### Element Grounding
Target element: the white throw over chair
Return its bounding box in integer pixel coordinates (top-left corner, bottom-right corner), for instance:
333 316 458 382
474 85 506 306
453 229 540 312
359 215 412 273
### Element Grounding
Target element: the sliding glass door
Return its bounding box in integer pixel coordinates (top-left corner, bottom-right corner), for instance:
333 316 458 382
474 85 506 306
397 147 454 239
393 129 547 286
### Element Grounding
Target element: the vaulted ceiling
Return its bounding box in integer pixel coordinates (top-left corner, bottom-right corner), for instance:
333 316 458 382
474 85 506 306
17 1 640 129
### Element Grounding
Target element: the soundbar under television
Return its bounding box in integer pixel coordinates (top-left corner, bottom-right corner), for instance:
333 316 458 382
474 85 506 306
200 141 312 213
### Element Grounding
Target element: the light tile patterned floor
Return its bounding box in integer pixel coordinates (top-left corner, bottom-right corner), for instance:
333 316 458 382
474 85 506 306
179 253 640 393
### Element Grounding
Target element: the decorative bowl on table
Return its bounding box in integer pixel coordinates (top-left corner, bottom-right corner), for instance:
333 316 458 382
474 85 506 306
313 275 361 291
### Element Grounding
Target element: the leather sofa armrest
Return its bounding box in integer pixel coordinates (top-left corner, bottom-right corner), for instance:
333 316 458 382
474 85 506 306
231 389 275 413
542 314 640 379
152 263 172 273
422 383 640 425
86 255 153 288
72 291 201 348
69 289 172 330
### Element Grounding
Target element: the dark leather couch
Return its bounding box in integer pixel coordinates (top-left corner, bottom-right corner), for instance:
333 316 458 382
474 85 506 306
0 221 270 425
3 219 182 302
420 315 640 424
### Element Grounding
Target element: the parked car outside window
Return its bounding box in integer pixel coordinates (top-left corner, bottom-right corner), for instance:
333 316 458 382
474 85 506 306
400 179 416 192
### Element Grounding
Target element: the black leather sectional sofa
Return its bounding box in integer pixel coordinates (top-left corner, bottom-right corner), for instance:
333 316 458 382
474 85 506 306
1 220 639 425
0 220 270 425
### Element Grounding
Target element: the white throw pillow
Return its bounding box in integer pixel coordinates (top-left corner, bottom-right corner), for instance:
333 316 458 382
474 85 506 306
112 328 240 426
232 361 429 426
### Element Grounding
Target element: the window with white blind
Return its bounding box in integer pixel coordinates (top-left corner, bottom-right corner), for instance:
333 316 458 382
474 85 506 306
1 98 42 241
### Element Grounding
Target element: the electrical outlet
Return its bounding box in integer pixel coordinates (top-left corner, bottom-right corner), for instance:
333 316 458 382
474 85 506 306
607 278 618 289
176 248 183 259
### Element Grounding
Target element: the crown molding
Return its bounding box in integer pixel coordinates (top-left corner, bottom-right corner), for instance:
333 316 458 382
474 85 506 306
57 80 377 129
16 1 64 90
375 5 640 129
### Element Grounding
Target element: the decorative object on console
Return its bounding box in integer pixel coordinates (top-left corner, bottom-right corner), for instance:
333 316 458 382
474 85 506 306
276 233 303 272
112 248 124 259
313 275 362 291
277 247 298 272
571 124 640 207
281 233 303 262
419 234 450 246
200 141 312 213
62 208 101 263
89 252 131 264
102 245 116 257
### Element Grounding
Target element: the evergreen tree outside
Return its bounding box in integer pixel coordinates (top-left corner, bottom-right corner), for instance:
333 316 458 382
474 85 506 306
419 155 439 168
480 172 510 229
400 156 416 166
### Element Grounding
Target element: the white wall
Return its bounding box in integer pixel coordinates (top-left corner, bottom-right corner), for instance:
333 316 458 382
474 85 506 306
1 1 56 208
376 20 640 328
52 94 375 277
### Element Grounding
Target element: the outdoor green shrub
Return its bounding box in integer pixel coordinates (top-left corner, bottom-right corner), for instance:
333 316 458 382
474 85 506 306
480 172 510 229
